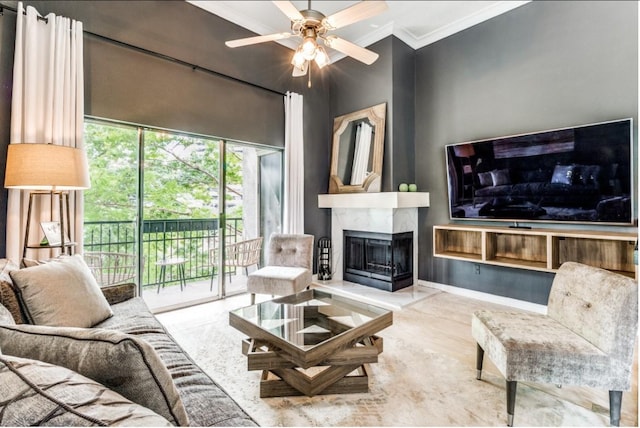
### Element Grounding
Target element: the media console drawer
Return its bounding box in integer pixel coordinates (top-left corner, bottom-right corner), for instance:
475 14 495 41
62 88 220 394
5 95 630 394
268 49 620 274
433 224 637 278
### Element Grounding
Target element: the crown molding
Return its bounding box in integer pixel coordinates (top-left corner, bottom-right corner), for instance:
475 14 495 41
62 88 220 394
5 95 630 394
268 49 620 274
187 0 300 50
402 1 530 50
190 0 531 63
188 1 268 37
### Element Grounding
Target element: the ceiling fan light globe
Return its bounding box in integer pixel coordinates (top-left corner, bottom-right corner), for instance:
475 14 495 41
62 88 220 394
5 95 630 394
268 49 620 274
314 46 330 69
292 50 306 68
301 37 318 59
291 60 308 77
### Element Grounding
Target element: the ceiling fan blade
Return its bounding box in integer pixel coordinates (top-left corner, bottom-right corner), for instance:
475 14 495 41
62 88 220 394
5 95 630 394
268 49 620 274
322 1 388 30
273 1 304 22
292 61 308 77
324 36 379 65
225 32 292 48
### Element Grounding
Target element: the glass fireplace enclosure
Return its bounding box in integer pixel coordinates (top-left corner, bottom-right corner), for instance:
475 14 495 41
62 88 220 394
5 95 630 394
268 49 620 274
344 230 413 292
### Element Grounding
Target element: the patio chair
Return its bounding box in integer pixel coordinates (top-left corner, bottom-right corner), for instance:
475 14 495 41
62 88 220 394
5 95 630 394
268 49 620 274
472 262 638 427
246 233 313 305
210 237 263 291
84 251 137 287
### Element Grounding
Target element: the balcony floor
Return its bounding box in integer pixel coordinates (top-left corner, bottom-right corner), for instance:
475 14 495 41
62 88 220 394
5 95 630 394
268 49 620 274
141 273 250 313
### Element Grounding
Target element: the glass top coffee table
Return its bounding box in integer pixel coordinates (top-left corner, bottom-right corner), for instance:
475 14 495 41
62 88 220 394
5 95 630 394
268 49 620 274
229 289 393 397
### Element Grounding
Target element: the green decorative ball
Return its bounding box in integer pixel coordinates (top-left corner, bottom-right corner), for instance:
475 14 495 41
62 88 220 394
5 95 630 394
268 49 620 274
398 183 409 192
408 184 418 192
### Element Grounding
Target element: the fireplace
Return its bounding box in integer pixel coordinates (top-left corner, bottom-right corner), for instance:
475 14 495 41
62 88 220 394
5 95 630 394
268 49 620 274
318 192 429 293
344 230 413 292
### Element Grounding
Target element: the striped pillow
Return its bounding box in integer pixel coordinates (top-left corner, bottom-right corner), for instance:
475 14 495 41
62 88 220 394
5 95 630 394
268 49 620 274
0 354 173 426
0 324 189 426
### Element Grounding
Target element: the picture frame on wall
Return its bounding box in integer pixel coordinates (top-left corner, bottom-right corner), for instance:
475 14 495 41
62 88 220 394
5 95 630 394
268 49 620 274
40 221 70 246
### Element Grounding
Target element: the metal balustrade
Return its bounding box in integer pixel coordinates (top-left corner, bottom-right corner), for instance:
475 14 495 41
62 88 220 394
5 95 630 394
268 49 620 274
83 218 244 290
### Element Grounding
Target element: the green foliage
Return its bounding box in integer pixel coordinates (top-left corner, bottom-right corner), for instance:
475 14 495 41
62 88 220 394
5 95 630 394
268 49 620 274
84 122 138 222
82 121 277 290
84 122 245 222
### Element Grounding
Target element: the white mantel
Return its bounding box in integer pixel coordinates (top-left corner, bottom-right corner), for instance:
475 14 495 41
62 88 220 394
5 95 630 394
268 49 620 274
318 192 430 287
318 192 430 209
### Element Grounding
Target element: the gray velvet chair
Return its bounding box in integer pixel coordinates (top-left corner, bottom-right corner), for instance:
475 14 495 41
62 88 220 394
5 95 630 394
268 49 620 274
472 261 638 427
246 233 314 305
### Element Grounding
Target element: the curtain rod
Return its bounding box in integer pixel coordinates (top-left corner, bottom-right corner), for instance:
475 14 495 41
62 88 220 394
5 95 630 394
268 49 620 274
0 3 286 97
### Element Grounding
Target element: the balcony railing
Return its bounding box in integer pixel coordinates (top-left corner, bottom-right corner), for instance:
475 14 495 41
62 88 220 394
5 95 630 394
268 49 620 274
83 218 244 289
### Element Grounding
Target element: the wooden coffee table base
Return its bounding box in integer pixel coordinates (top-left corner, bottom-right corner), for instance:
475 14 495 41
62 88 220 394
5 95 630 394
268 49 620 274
242 336 383 398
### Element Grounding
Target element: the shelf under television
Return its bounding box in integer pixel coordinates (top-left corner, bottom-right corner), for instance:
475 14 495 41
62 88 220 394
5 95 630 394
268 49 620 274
487 257 548 272
436 251 482 262
433 224 637 279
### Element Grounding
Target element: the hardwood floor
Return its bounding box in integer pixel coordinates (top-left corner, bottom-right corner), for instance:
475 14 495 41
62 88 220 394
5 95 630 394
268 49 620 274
392 288 639 426
157 285 639 426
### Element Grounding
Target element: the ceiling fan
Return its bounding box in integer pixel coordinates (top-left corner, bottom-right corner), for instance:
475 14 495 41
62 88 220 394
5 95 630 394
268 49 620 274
225 1 388 86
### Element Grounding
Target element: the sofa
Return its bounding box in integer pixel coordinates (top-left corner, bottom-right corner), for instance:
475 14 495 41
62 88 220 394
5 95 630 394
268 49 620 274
0 256 256 427
473 164 603 208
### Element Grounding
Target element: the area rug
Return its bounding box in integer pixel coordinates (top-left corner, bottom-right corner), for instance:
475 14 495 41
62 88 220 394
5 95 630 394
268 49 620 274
158 291 628 426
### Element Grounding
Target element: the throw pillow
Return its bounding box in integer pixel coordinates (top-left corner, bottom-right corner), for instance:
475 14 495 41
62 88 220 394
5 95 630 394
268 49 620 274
9 254 113 327
0 354 173 426
477 171 493 187
0 323 189 426
576 164 601 186
551 164 575 185
21 257 43 268
0 304 15 325
490 169 511 186
0 258 27 324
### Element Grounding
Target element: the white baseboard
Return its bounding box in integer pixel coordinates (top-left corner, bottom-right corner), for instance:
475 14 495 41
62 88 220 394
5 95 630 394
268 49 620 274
417 280 547 314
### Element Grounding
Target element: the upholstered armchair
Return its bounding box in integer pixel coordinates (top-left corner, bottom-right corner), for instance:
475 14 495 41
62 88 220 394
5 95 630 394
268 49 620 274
246 233 314 304
472 262 638 427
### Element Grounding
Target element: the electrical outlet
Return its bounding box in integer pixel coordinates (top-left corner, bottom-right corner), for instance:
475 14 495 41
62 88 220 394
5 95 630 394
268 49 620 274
475 265 480 274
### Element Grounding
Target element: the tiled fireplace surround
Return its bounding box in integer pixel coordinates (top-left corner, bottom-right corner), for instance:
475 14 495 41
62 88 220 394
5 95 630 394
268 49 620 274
318 192 430 289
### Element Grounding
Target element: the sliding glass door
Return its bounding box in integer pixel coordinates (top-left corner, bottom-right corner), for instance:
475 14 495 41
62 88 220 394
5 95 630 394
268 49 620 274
221 143 283 296
83 121 140 292
83 119 282 312
141 130 222 310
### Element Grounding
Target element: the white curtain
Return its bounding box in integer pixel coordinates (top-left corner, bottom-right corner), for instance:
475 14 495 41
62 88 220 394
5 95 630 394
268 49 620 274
350 122 373 185
7 2 85 260
283 92 304 234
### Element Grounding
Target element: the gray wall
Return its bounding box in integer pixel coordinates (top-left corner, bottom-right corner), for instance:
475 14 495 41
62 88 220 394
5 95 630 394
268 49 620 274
0 1 636 301
391 37 416 189
415 1 638 304
0 0 332 262
330 36 416 192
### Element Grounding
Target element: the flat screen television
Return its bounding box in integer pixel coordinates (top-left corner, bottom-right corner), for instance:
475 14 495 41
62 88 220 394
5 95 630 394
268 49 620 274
445 118 634 225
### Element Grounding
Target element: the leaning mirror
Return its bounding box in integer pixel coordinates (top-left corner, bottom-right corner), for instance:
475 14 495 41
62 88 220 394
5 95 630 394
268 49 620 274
329 102 386 193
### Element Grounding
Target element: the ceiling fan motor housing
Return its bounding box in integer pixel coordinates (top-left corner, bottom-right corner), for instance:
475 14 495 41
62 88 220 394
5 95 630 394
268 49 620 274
292 9 328 37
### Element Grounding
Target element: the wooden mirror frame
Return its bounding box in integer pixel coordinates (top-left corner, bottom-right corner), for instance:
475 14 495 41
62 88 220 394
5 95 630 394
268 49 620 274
329 102 386 193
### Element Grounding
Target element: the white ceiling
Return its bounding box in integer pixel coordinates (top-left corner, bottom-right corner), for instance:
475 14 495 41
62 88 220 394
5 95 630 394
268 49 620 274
189 1 530 61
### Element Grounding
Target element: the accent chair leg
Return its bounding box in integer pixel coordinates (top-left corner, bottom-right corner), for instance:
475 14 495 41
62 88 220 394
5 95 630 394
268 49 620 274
476 343 484 380
506 381 517 427
250 293 256 305
609 390 622 427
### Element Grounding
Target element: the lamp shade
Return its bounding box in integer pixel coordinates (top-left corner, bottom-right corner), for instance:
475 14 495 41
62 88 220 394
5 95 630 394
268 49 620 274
4 143 90 190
